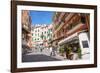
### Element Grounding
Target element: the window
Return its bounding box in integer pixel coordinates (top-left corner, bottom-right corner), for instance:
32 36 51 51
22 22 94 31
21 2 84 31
45 31 46 34
82 40 89 48
81 15 86 24
42 32 43 34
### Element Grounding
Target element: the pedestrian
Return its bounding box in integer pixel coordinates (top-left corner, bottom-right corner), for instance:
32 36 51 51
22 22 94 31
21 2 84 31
54 46 57 56
52 46 56 56
50 46 53 56
64 46 68 59
40 47 43 52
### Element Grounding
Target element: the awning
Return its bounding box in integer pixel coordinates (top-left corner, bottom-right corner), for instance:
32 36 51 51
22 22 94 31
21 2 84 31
58 32 78 45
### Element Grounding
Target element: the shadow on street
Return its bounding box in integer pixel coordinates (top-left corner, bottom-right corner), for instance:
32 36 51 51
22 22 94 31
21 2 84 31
22 54 61 62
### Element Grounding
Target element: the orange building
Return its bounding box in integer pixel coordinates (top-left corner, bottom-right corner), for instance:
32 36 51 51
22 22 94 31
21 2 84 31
52 12 90 59
22 10 32 53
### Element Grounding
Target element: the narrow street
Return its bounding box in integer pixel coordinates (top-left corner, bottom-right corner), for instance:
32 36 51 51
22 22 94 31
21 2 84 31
22 48 65 62
21 11 90 62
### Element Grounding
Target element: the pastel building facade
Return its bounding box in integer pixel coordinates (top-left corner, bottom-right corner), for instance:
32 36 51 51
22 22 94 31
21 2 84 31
31 24 52 48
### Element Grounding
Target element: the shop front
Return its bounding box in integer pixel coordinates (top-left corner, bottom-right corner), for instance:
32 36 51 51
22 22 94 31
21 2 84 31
58 31 90 60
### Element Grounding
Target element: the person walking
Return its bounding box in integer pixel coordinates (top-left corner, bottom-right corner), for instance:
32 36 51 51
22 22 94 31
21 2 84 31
40 47 43 52
50 46 53 56
52 46 55 56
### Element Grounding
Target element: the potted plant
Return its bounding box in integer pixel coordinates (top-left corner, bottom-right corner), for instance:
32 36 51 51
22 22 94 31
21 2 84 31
66 47 72 59
59 46 65 56
77 48 82 59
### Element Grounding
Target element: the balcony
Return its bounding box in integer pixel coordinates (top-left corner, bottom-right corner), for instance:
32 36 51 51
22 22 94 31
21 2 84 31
54 22 64 34
58 34 64 39
54 24 60 30
66 23 87 36
58 12 66 22
22 23 31 33
54 13 74 34
65 13 74 23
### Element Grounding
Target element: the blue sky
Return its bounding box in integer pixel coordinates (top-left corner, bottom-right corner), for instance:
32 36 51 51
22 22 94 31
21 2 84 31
29 11 54 25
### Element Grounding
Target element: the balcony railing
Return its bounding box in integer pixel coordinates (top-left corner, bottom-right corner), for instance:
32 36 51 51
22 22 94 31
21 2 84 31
58 12 66 22
67 23 87 35
54 22 64 34
54 13 75 34
65 13 74 22
22 23 31 33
